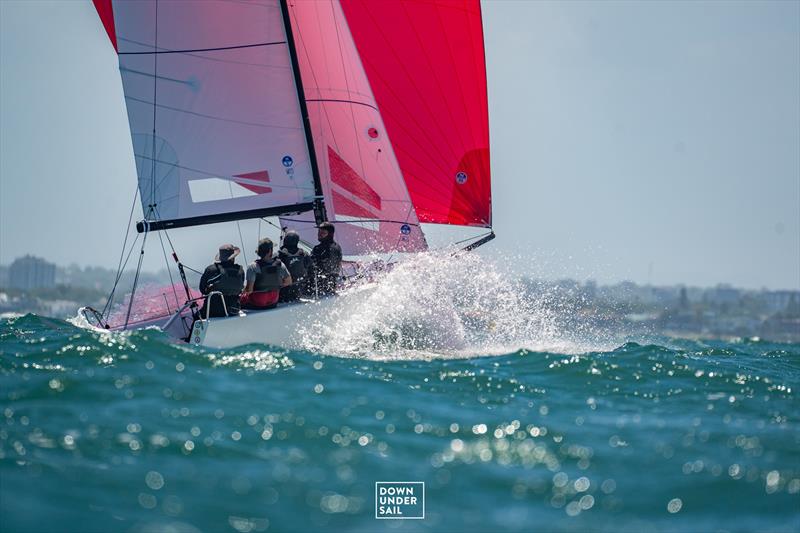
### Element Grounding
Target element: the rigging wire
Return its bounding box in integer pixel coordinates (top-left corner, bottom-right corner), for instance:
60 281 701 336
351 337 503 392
124 227 149 330
236 219 248 264
261 217 315 251
102 232 141 319
227 175 249 265
156 221 180 308
102 185 141 318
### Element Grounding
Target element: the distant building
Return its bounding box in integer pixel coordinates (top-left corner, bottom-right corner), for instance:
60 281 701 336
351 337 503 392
678 287 690 310
763 290 799 313
8 255 56 290
704 284 740 306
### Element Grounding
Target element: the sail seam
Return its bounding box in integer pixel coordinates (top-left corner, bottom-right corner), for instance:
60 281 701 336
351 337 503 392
305 98 378 112
119 41 287 55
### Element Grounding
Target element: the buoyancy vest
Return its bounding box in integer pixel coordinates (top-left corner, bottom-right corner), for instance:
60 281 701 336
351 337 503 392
209 263 244 295
252 258 282 292
279 247 308 282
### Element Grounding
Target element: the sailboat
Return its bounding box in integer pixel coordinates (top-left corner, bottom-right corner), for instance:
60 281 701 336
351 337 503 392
83 0 494 348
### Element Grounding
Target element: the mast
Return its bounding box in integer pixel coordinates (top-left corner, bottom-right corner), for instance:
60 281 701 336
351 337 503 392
280 0 328 226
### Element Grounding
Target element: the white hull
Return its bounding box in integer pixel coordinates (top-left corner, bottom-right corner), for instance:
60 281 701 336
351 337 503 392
189 283 375 349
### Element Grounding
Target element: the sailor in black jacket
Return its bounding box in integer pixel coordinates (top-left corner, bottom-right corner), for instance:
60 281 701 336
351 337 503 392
199 244 244 317
278 230 311 302
308 222 342 296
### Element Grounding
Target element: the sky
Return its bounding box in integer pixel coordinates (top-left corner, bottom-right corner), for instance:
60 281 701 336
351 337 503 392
1 0 798 290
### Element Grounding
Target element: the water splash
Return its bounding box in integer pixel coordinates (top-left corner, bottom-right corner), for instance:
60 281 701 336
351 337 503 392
298 251 622 359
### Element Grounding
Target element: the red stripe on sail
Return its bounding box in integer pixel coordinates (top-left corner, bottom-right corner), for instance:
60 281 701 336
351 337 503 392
233 170 272 194
328 146 381 211
340 0 492 227
92 0 118 52
332 191 374 219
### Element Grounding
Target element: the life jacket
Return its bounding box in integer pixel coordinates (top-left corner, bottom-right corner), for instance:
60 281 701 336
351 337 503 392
240 258 281 309
279 247 308 282
200 261 243 317
209 263 243 296
252 258 282 292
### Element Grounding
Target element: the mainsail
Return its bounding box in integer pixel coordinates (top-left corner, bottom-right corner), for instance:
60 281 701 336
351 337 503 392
340 0 492 228
280 0 427 255
93 0 321 232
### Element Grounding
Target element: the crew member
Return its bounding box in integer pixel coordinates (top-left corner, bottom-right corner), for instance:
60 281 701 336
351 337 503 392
199 244 244 317
308 221 342 296
278 230 311 302
241 238 291 309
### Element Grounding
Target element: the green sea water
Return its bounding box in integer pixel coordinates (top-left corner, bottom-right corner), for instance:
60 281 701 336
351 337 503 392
1 312 798 532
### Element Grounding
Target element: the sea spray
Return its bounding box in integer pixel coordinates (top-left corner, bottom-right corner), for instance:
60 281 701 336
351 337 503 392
297 251 619 359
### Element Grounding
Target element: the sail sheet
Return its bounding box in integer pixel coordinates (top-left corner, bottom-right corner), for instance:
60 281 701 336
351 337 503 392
94 0 318 230
340 0 492 228
279 0 427 255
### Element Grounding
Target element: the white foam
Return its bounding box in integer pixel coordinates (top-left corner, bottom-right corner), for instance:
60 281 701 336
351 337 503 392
296 251 619 360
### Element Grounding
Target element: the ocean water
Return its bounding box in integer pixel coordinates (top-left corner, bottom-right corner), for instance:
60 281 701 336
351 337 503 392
1 258 798 532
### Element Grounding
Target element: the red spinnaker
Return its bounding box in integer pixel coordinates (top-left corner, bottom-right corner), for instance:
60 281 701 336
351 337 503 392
340 0 492 227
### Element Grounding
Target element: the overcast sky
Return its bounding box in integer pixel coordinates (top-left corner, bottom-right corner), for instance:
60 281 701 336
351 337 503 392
1 0 798 289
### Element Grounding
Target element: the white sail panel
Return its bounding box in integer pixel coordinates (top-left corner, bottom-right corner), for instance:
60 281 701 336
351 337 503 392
110 0 316 227
280 0 427 255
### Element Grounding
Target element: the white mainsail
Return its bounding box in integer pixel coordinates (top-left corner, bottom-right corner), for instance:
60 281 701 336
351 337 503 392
108 0 319 230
